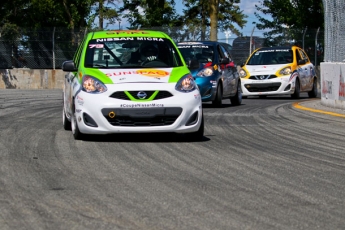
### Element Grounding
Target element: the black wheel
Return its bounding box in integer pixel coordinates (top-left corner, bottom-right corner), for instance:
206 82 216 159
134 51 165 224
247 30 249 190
308 78 318 98
230 81 242 106
71 103 84 140
212 84 222 107
259 95 267 99
62 107 71 130
185 113 204 141
291 79 300 99
242 96 248 99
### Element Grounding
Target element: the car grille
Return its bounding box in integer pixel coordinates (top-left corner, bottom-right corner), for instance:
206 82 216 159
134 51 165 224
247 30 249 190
244 82 281 92
249 75 277 80
110 91 173 100
101 107 182 127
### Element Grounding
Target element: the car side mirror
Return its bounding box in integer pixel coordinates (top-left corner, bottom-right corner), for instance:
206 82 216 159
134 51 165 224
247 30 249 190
298 59 306 65
62 60 77 72
220 57 230 64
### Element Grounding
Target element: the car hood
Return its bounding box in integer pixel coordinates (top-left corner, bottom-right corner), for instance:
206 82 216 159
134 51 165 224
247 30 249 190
245 64 286 75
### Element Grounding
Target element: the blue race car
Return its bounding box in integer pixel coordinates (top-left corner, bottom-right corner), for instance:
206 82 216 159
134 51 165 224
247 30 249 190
177 41 242 107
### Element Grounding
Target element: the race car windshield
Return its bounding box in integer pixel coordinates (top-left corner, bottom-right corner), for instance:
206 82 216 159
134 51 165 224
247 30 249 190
178 45 215 65
84 38 184 68
247 49 293 65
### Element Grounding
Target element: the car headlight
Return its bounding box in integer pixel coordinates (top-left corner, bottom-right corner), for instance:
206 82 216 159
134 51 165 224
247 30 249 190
82 75 107 93
279 67 292 75
238 69 247 78
175 74 197 93
197 67 213 77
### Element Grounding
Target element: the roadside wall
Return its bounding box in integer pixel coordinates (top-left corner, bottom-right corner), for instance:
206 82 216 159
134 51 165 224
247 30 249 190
320 62 345 109
0 69 65 89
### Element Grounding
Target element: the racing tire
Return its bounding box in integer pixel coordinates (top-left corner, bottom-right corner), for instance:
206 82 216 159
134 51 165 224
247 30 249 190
212 84 222 107
230 82 242 106
63 107 71 130
71 105 85 140
185 113 204 142
291 79 301 99
308 78 318 98
259 95 267 99
242 96 248 99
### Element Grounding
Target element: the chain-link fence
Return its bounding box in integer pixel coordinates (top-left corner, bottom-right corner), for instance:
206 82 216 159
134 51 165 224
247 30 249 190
0 28 87 69
0 26 325 69
323 0 345 62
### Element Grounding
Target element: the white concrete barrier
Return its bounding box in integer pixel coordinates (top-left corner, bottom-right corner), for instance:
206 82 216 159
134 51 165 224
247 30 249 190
0 68 65 89
321 62 345 110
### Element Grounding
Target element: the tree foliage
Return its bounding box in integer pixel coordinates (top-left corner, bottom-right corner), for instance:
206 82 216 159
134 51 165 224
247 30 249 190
182 0 247 41
120 0 183 29
254 0 324 46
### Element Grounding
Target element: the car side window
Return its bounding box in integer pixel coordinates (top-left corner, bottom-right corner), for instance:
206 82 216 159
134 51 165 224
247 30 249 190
216 45 224 61
74 37 87 68
219 44 232 62
299 49 309 62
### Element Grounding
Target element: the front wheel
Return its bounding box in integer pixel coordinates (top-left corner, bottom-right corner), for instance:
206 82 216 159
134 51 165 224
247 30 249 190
71 104 85 140
62 107 71 130
291 79 300 99
308 78 318 98
212 84 222 107
230 82 242 106
185 113 204 142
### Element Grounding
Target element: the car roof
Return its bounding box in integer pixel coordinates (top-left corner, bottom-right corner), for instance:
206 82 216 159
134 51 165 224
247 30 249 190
88 30 170 39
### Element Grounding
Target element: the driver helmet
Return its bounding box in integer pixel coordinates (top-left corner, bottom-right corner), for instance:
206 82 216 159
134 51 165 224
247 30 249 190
139 42 158 58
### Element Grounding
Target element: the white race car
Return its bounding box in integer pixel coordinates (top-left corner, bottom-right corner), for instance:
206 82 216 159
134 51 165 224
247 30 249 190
238 45 318 98
62 30 203 140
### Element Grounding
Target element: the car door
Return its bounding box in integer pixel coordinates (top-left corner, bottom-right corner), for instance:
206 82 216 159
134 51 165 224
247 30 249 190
295 48 310 91
219 44 237 96
216 44 231 97
298 48 314 91
64 38 86 117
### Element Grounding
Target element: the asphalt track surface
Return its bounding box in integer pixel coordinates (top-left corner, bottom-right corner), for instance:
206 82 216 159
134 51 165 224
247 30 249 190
1 89 345 230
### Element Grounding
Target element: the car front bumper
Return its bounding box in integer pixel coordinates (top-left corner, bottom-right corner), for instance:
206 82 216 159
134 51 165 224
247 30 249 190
241 75 295 96
73 83 203 134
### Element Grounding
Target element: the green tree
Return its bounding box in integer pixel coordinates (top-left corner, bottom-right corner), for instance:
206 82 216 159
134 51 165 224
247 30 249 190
254 0 324 46
91 0 120 30
182 0 247 41
120 0 183 29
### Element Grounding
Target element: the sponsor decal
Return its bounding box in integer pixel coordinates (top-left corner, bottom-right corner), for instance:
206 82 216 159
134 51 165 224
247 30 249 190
106 30 150 35
339 68 345 99
289 72 298 82
322 80 332 95
76 95 84 105
120 103 164 108
178 45 209 48
194 94 200 99
106 69 170 78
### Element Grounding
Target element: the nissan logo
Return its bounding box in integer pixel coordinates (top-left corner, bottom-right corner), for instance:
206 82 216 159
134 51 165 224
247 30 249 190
137 91 147 99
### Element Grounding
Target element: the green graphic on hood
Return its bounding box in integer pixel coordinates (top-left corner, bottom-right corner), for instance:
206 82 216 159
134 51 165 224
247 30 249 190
80 68 114 84
168 66 191 83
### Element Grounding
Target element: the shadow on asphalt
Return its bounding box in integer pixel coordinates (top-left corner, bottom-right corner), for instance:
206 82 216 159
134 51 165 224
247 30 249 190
80 132 211 143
